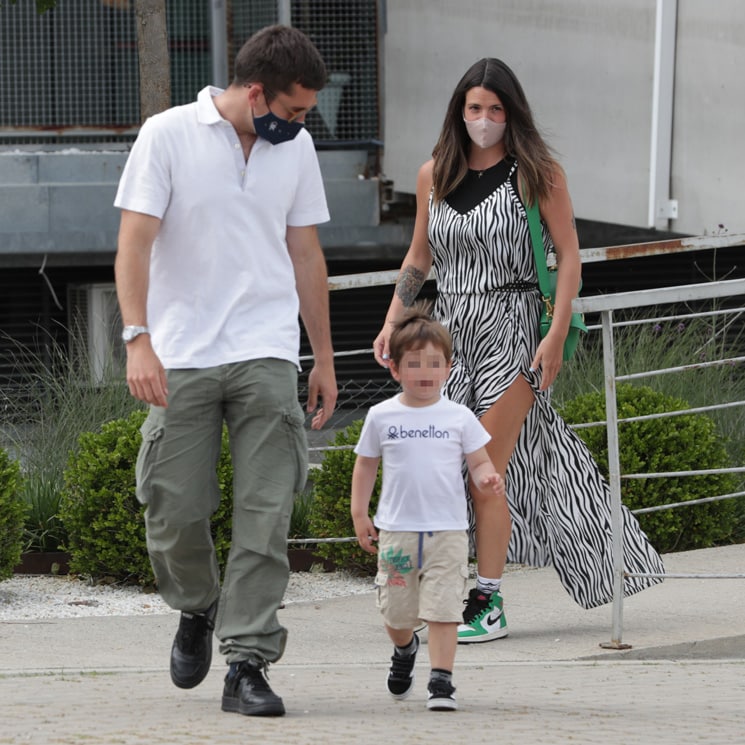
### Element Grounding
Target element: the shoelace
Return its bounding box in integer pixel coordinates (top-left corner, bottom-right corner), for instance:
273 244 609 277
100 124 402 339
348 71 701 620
462 593 490 624
429 679 455 697
236 662 271 691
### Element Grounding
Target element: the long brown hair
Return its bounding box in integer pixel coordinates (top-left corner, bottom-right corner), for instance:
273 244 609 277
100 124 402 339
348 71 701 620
431 58 558 205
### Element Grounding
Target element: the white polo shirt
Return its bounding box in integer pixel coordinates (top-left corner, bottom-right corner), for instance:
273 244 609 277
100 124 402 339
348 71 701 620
114 86 330 369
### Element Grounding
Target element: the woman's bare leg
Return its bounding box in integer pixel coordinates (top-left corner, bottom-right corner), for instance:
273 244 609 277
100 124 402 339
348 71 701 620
470 375 535 580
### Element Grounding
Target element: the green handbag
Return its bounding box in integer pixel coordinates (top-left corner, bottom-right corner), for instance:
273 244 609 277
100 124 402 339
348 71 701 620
524 197 587 361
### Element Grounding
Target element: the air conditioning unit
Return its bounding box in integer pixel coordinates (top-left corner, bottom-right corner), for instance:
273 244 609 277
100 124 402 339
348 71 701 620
66 283 124 383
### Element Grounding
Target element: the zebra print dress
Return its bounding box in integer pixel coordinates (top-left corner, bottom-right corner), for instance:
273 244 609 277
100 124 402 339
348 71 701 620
429 160 664 609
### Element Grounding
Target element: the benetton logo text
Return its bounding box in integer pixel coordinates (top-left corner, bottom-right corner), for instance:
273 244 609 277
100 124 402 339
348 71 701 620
387 425 450 440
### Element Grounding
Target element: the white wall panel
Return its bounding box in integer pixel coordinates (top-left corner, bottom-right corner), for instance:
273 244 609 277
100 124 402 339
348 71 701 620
672 0 745 235
384 0 745 233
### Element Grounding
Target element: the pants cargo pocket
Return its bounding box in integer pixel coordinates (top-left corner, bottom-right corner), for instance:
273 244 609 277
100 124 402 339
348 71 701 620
282 406 309 495
135 414 164 507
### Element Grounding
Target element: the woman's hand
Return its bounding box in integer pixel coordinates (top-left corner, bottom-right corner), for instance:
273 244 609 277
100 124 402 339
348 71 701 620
373 324 394 368
530 330 564 390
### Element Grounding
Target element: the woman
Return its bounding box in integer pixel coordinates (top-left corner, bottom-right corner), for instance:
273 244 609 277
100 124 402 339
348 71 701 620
373 58 663 643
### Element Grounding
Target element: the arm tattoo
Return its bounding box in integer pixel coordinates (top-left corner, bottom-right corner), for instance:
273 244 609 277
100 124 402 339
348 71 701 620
395 265 426 306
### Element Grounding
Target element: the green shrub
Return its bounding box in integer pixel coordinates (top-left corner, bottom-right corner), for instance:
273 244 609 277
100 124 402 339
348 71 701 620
60 410 234 585
559 384 739 553
0 448 25 580
308 419 381 575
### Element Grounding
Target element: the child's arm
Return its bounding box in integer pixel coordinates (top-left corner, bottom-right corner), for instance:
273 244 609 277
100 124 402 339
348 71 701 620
465 447 505 497
351 455 380 554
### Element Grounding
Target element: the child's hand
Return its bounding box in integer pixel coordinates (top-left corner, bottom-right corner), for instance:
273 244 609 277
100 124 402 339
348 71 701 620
479 472 505 498
352 515 379 554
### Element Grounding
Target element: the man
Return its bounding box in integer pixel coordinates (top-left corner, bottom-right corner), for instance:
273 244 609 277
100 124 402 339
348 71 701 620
114 25 337 717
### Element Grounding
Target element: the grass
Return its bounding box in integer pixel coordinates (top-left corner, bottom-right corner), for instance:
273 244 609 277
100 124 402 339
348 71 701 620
1 325 142 552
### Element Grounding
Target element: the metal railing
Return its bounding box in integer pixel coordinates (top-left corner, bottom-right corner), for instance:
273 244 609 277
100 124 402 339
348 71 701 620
575 277 745 648
300 231 745 644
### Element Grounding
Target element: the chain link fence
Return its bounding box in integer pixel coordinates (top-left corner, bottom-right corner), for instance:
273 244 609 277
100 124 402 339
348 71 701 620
0 0 379 146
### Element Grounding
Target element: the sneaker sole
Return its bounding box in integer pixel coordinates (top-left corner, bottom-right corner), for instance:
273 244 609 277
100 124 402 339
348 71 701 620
427 697 458 711
456 626 509 644
221 695 286 717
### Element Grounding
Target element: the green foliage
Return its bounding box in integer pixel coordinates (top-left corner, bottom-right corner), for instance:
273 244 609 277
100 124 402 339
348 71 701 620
18 469 66 552
289 488 315 547
554 312 745 470
6 0 57 12
1 327 141 554
60 410 234 585
308 420 381 575
559 384 739 553
0 449 25 580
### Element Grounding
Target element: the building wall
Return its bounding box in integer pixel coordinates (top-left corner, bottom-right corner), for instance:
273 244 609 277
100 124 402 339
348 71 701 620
382 0 745 236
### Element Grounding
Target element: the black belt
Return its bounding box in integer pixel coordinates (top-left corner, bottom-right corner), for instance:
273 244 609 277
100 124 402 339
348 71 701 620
492 281 538 292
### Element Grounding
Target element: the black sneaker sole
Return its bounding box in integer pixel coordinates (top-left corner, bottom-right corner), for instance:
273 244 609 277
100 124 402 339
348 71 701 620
221 694 286 717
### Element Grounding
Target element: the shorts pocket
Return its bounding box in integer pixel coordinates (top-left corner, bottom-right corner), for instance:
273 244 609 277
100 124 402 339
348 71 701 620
458 564 470 598
374 570 389 612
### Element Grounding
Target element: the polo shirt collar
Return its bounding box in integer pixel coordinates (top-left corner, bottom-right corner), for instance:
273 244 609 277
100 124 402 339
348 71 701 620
196 85 226 125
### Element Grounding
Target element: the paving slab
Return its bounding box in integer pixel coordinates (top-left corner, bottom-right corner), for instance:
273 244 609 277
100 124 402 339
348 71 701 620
1 545 743 745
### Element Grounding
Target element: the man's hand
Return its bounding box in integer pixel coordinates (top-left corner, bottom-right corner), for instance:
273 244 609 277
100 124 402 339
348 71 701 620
125 336 168 407
306 359 337 429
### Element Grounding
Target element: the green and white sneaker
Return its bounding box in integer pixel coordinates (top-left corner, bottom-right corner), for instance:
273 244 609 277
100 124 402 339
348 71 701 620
457 588 508 644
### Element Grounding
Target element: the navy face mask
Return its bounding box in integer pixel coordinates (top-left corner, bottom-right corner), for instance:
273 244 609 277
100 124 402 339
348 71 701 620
253 109 304 145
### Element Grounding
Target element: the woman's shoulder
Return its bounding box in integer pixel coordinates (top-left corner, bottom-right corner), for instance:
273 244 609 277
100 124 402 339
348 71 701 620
417 159 435 181
415 159 435 199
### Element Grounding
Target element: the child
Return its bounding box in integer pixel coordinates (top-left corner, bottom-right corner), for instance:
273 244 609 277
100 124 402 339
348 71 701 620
351 303 504 711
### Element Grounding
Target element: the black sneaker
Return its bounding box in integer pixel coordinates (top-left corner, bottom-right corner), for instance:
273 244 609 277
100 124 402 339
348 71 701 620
170 600 217 689
386 632 419 700
427 676 457 711
221 661 285 717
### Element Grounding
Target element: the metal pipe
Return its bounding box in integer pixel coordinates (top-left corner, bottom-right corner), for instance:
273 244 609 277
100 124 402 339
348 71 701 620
648 0 678 228
278 0 291 26
210 0 229 89
599 309 631 649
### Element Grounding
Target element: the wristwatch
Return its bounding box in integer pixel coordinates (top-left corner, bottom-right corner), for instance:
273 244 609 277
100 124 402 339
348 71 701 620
121 325 150 343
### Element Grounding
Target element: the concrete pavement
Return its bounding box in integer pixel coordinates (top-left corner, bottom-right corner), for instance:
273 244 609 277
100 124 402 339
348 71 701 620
1 544 743 744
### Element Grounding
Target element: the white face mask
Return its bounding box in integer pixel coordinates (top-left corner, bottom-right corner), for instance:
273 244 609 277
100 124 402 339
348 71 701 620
463 117 506 149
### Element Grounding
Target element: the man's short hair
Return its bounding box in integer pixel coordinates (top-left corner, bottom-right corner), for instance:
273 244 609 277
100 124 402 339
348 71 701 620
233 24 327 95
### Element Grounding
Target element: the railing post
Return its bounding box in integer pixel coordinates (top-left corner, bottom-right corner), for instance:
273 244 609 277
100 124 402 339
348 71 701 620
598 309 632 649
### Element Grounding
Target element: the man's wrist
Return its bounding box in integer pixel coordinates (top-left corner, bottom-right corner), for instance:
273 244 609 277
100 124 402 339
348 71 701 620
122 325 150 344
